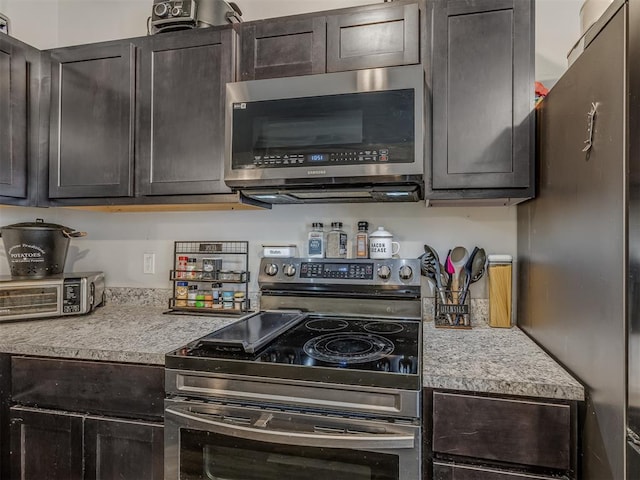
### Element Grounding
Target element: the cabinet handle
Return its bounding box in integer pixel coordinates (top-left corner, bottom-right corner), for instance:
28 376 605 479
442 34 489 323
582 102 597 153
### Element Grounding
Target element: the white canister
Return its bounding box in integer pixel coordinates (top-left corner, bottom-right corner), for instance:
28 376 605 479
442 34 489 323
369 227 400 259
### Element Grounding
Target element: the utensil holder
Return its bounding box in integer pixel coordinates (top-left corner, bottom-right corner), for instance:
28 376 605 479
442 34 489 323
434 290 471 329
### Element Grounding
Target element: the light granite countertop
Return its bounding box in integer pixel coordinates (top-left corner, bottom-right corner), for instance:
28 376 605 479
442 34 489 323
0 304 584 401
0 305 236 365
422 322 584 401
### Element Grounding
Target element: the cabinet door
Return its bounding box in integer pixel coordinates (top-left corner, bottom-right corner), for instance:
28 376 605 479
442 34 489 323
9 406 83 480
431 0 533 191
84 417 163 480
137 29 233 196
432 392 572 471
0 36 27 199
433 461 566 480
49 42 135 198
238 16 326 80
326 2 419 72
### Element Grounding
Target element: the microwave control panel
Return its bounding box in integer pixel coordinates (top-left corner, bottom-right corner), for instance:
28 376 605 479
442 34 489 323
249 150 389 168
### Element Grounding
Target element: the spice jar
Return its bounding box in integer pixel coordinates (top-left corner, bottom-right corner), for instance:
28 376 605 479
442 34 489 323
212 284 221 308
222 290 234 309
186 257 198 280
326 222 347 259
234 292 246 310
187 285 198 307
355 221 369 258
175 281 188 307
308 222 325 258
176 256 188 279
195 290 206 308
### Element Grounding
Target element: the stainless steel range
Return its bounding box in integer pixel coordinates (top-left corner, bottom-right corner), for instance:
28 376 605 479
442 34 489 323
165 257 422 480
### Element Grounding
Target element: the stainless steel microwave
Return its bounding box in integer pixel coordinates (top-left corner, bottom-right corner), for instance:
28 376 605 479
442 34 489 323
224 65 425 204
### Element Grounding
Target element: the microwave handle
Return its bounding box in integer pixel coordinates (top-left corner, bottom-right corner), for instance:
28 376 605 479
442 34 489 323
165 406 415 450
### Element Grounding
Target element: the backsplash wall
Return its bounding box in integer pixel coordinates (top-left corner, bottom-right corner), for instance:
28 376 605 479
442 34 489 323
0 204 516 301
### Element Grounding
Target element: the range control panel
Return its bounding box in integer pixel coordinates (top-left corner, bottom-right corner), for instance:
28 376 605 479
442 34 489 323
258 258 420 287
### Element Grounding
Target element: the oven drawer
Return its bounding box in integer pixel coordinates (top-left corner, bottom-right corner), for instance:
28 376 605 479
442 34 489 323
11 356 164 420
432 392 571 470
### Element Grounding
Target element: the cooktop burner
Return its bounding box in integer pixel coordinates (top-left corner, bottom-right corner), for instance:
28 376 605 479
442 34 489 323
363 321 404 334
305 319 349 332
303 332 395 363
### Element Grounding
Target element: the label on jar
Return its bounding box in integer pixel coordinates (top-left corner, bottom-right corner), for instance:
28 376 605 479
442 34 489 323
339 233 347 256
308 232 324 258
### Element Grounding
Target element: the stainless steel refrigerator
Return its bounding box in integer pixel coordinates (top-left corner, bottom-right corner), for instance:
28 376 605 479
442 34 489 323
517 1 640 478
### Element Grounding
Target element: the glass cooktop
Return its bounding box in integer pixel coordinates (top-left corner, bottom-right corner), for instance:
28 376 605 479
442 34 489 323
172 311 421 377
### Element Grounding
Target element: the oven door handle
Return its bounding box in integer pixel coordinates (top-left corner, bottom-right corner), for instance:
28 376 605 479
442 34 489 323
165 406 415 450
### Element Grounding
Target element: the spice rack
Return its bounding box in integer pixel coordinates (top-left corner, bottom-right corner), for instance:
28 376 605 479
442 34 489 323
167 240 250 315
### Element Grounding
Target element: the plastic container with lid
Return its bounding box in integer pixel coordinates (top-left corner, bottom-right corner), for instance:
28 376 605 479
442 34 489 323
488 254 513 328
326 222 347 259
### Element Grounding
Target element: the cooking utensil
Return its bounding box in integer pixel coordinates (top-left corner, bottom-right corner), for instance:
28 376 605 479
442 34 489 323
470 248 487 283
444 249 454 298
457 247 479 326
449 246 469 303
0 218 87 278
421 245 453 325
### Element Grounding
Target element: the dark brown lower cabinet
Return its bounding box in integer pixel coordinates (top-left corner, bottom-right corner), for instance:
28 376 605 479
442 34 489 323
429 390 578 480
433 461 567 480
84 416 164 480
10 407 83 480
9 406 163 480
8 357 164 480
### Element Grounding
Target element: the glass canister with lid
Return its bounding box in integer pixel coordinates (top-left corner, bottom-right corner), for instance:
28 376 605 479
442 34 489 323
326 222 347 259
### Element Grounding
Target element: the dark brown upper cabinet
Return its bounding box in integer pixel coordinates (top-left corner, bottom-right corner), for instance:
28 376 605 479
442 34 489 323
238 16 326 81
238 0 420 81
0 36 28 200
48 42 135 199
45 27 244 208
326 2 419 72
136 28 234 196
429 0 534 205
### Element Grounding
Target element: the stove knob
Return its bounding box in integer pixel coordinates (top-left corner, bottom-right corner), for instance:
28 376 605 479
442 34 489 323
283 264 296 277
377 265 391 280
264 263 279 276
399 265 414 280
153 2 169 17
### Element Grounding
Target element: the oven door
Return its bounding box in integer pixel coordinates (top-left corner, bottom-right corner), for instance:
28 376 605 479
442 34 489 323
165 398 420 480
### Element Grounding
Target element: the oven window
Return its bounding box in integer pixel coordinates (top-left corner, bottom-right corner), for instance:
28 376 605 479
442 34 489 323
180 429 399 480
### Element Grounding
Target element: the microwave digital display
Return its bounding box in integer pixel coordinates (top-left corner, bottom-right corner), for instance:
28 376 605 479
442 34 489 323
308 154 327 162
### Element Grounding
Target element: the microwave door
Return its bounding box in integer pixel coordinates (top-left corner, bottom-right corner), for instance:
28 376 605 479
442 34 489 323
224 65 425 188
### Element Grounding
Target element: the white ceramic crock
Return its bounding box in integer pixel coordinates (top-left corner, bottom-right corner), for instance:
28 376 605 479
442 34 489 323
369 227 400 259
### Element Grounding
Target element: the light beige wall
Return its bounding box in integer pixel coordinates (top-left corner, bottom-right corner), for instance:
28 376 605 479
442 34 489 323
0 204 516 301
0 0 550 293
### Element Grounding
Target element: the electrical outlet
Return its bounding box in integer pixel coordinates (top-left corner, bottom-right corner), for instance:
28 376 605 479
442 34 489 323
143 253 155 274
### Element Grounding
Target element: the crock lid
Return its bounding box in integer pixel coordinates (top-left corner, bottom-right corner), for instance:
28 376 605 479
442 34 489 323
1 218 75 231
370 226 393 238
